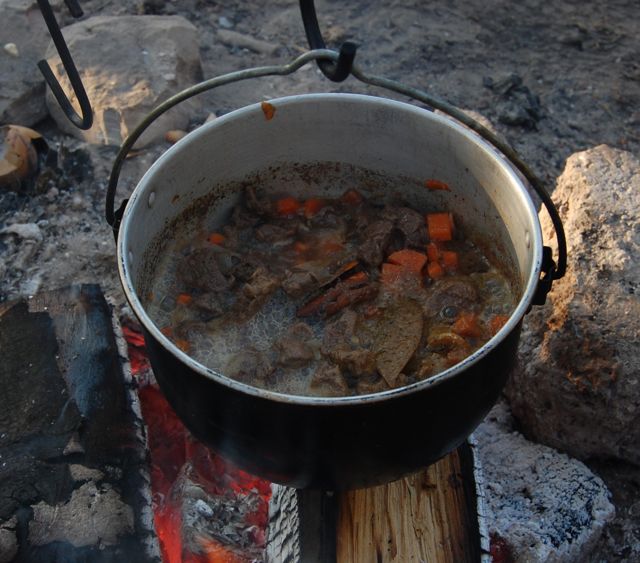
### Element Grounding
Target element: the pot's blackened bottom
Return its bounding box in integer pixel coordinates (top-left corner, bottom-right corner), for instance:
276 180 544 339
143 323 519 490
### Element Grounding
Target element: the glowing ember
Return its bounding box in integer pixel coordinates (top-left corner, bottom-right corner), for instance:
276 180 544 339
123 322 271 562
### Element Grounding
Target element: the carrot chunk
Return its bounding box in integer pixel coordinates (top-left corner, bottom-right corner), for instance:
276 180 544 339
440 250 459 272
340 189 363 205
489 314 510 335
176 293 193 305
208 232 225 246
380 262 408 285
426 242 440 263
160 326 173 337
426 212 455 242
387 249 428 274
276 196 301 216
303 198 325 218
175 338 191 353
426 261 444 280
425 179 451 191
293 241 310 254
452 312 483 338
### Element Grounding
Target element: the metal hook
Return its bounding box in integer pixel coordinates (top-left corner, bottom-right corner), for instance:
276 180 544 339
36 0 93 130
299 0 357 82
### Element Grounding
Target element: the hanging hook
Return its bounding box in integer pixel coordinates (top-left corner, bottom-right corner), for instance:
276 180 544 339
36 0 93 130
299 0 357 82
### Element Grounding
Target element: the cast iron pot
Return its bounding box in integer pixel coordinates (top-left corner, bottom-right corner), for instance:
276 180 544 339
118 94 544 490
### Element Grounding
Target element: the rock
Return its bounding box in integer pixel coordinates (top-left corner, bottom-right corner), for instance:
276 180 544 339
0 0 71 125
476 402 615 562
44 15 203 147
1 222 43 242
505 145 640 464
0 516 18 563
216 29 280 56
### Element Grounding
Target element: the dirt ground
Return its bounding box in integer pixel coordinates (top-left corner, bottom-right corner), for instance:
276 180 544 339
1 0 639 560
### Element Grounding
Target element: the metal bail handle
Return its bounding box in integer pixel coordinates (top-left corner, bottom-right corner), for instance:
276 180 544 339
105 50 567 303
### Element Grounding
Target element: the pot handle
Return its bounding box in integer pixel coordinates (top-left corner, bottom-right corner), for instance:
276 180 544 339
105 49 566 305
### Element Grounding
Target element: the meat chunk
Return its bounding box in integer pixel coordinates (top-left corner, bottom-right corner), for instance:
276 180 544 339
321 310 376 376
358 219 395 267
192 292 226 320
225 348 274 385
423 279 478 318
177 247 232 292
309 363 349 397
394 206 428 247
274 322 316 368
242 266 280 300
255 223 295 243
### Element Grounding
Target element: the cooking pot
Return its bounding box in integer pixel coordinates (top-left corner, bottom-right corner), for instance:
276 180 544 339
117 92 552 490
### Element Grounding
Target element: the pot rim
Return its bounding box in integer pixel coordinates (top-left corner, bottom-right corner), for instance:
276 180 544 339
118 92 543 406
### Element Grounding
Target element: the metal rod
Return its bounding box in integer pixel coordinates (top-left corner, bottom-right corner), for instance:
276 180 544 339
36 0 93 130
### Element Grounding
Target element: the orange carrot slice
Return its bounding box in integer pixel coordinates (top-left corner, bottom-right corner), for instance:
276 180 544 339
452 312 483 338
426 242 440 263
176 293 193 305
426 212 455 242
489 314 510 335
303 198 325 218
426 261 445 280
440 250 459 272
208 232 225 246
340 189 363 205
387 249 428 274
425 179 451 191
276 197 301 216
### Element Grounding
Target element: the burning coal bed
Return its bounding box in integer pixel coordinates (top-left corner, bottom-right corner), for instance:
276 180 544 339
0 284 486 563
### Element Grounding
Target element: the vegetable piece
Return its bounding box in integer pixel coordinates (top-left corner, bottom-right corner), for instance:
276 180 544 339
340 189 363 205
489 314 510 335
208 232 225 246
426 242 440 263
452 312 483 338
387 249 428 274
380 262 408 285
427 261 444 280
261 101 276 120
374 299 424 387
176 293 193 306
293 241 310 254
160 326 173 337
440 250 459 272
303 198 325 218
276 196 301 216
175 338 191 352
425 179 451 191
426 212 454 242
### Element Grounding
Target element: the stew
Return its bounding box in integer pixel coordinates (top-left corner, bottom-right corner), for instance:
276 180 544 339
144 185 516 397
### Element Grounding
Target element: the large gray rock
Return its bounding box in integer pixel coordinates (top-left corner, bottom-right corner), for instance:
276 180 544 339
476 402 615 562
505 145 640 463
0 0 69 125
44 15 202 147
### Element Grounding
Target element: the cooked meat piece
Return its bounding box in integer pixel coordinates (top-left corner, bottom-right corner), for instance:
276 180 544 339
321 310 376 375
309 362 349 397
282 269 316 297
327 348 376 375
177 247 232 292
308 206 346 230
255 223 295 243
416 354 450 380
192 292 226 320
297 272 378 318
242 266 280 300
244 185 272 216
423 279 478 318
426 325 469 352
275 322 316 368
225 348 274 385
322 309 358 350
394 206 427 247
358 219 395 267
230 203 260 229
374 299 423 387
